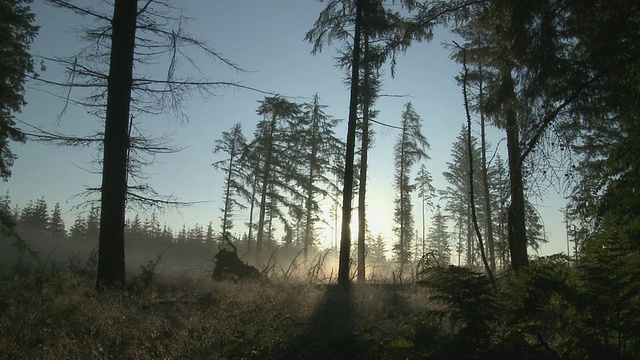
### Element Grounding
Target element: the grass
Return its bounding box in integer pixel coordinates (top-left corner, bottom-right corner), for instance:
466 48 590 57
0 263 433 360
7 253 633 359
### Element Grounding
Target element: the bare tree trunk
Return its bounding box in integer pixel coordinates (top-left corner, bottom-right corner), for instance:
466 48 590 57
256 114 276 257
357 29 371 284
96 0 138 291
399 126 407 270
246 171 258 254
503 70 529 271
478 67 496 270
461 49 495 289
221 143 236 236
338 0 363 287
304 104 319 260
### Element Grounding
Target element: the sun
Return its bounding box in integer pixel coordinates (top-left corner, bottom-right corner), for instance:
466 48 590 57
365 200 394 240
317 199 394 250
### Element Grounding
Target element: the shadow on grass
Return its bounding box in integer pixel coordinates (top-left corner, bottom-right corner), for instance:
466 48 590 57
282 284 358 359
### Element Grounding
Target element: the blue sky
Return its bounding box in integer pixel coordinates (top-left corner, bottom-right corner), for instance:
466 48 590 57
2 0 571 256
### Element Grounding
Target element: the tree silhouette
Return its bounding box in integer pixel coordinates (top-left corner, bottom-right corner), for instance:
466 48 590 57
252 96 303 256
0 0 38 238
393 102 429 270
35 0 248 290
306 0 423 285
299 95 343 259
213 123 249 237
441 126 482 266
415 163 435 258
427 204 450 266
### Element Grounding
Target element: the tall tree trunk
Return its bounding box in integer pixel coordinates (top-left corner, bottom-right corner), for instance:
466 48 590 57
221 143 236 236
357 29 371 283
478 67 496 270
461 53 495 288
399 126 407 270
256 114 276 257
96 0 138 291
503 71 529 271
338 0 363 286
246 171 258 254
304 157 316 259
304 103 319 260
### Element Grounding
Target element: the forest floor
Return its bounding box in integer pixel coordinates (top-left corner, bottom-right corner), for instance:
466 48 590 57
0 267 438 360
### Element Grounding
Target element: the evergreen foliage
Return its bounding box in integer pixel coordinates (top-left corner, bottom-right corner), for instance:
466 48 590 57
426 205 450 266
0 0 38 180
393 102 429 269
213 122 249 237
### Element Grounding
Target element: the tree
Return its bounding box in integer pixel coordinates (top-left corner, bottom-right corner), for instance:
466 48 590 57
213 123 249 236
306 0 426 285
450 1 568 271
441 126 482 266
143 213 162 243
393 102 429 269
40 0 247 290
68 214 87 243
205 221 215 248
0 0 38 236
48 202 66 241
459 45 495 285
308 0 363 286
93 0 138 290
252 96 303 256
415 163 435 258
563 0 640 251
427 204 450 266
353 0 390 283
299 95 343 259
0 0 37 179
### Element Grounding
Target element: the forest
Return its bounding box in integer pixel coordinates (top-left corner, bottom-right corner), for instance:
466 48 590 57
1 0 639 359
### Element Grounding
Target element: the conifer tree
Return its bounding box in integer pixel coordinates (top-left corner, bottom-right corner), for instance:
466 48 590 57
40 0 246 290
307 0 426 285
213 123 249 236
393 102 429 269
299 94 343 259
251 96 303 256
0 0 38 181
441 126 483 266
415 163 435 258
427 204 450 266
48 203 66 241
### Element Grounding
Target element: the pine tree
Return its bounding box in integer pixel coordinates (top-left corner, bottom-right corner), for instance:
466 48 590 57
43 0 246 290
441 126 483 266
143 213 162 242
85 205 100 243
125 214 144 242
251 96 304 256
306 0 426 285
0 0 38 180
415 163 435 258
68 214 87 243
213 122 249 236
299 94 343 259
393 102 429 269
48 203 66 241
205 221 215 248
427 205 450 266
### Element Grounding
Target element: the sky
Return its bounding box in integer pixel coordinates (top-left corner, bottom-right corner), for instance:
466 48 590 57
2 0 572 257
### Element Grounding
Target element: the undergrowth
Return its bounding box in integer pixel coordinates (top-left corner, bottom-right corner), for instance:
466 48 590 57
1 247 638 359
0 259 430 360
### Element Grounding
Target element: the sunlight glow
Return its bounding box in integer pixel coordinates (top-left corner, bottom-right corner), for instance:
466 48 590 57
317 199 394 251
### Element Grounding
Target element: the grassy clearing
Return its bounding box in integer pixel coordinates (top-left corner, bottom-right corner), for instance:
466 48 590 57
5 252 636 359
0 264 432 360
